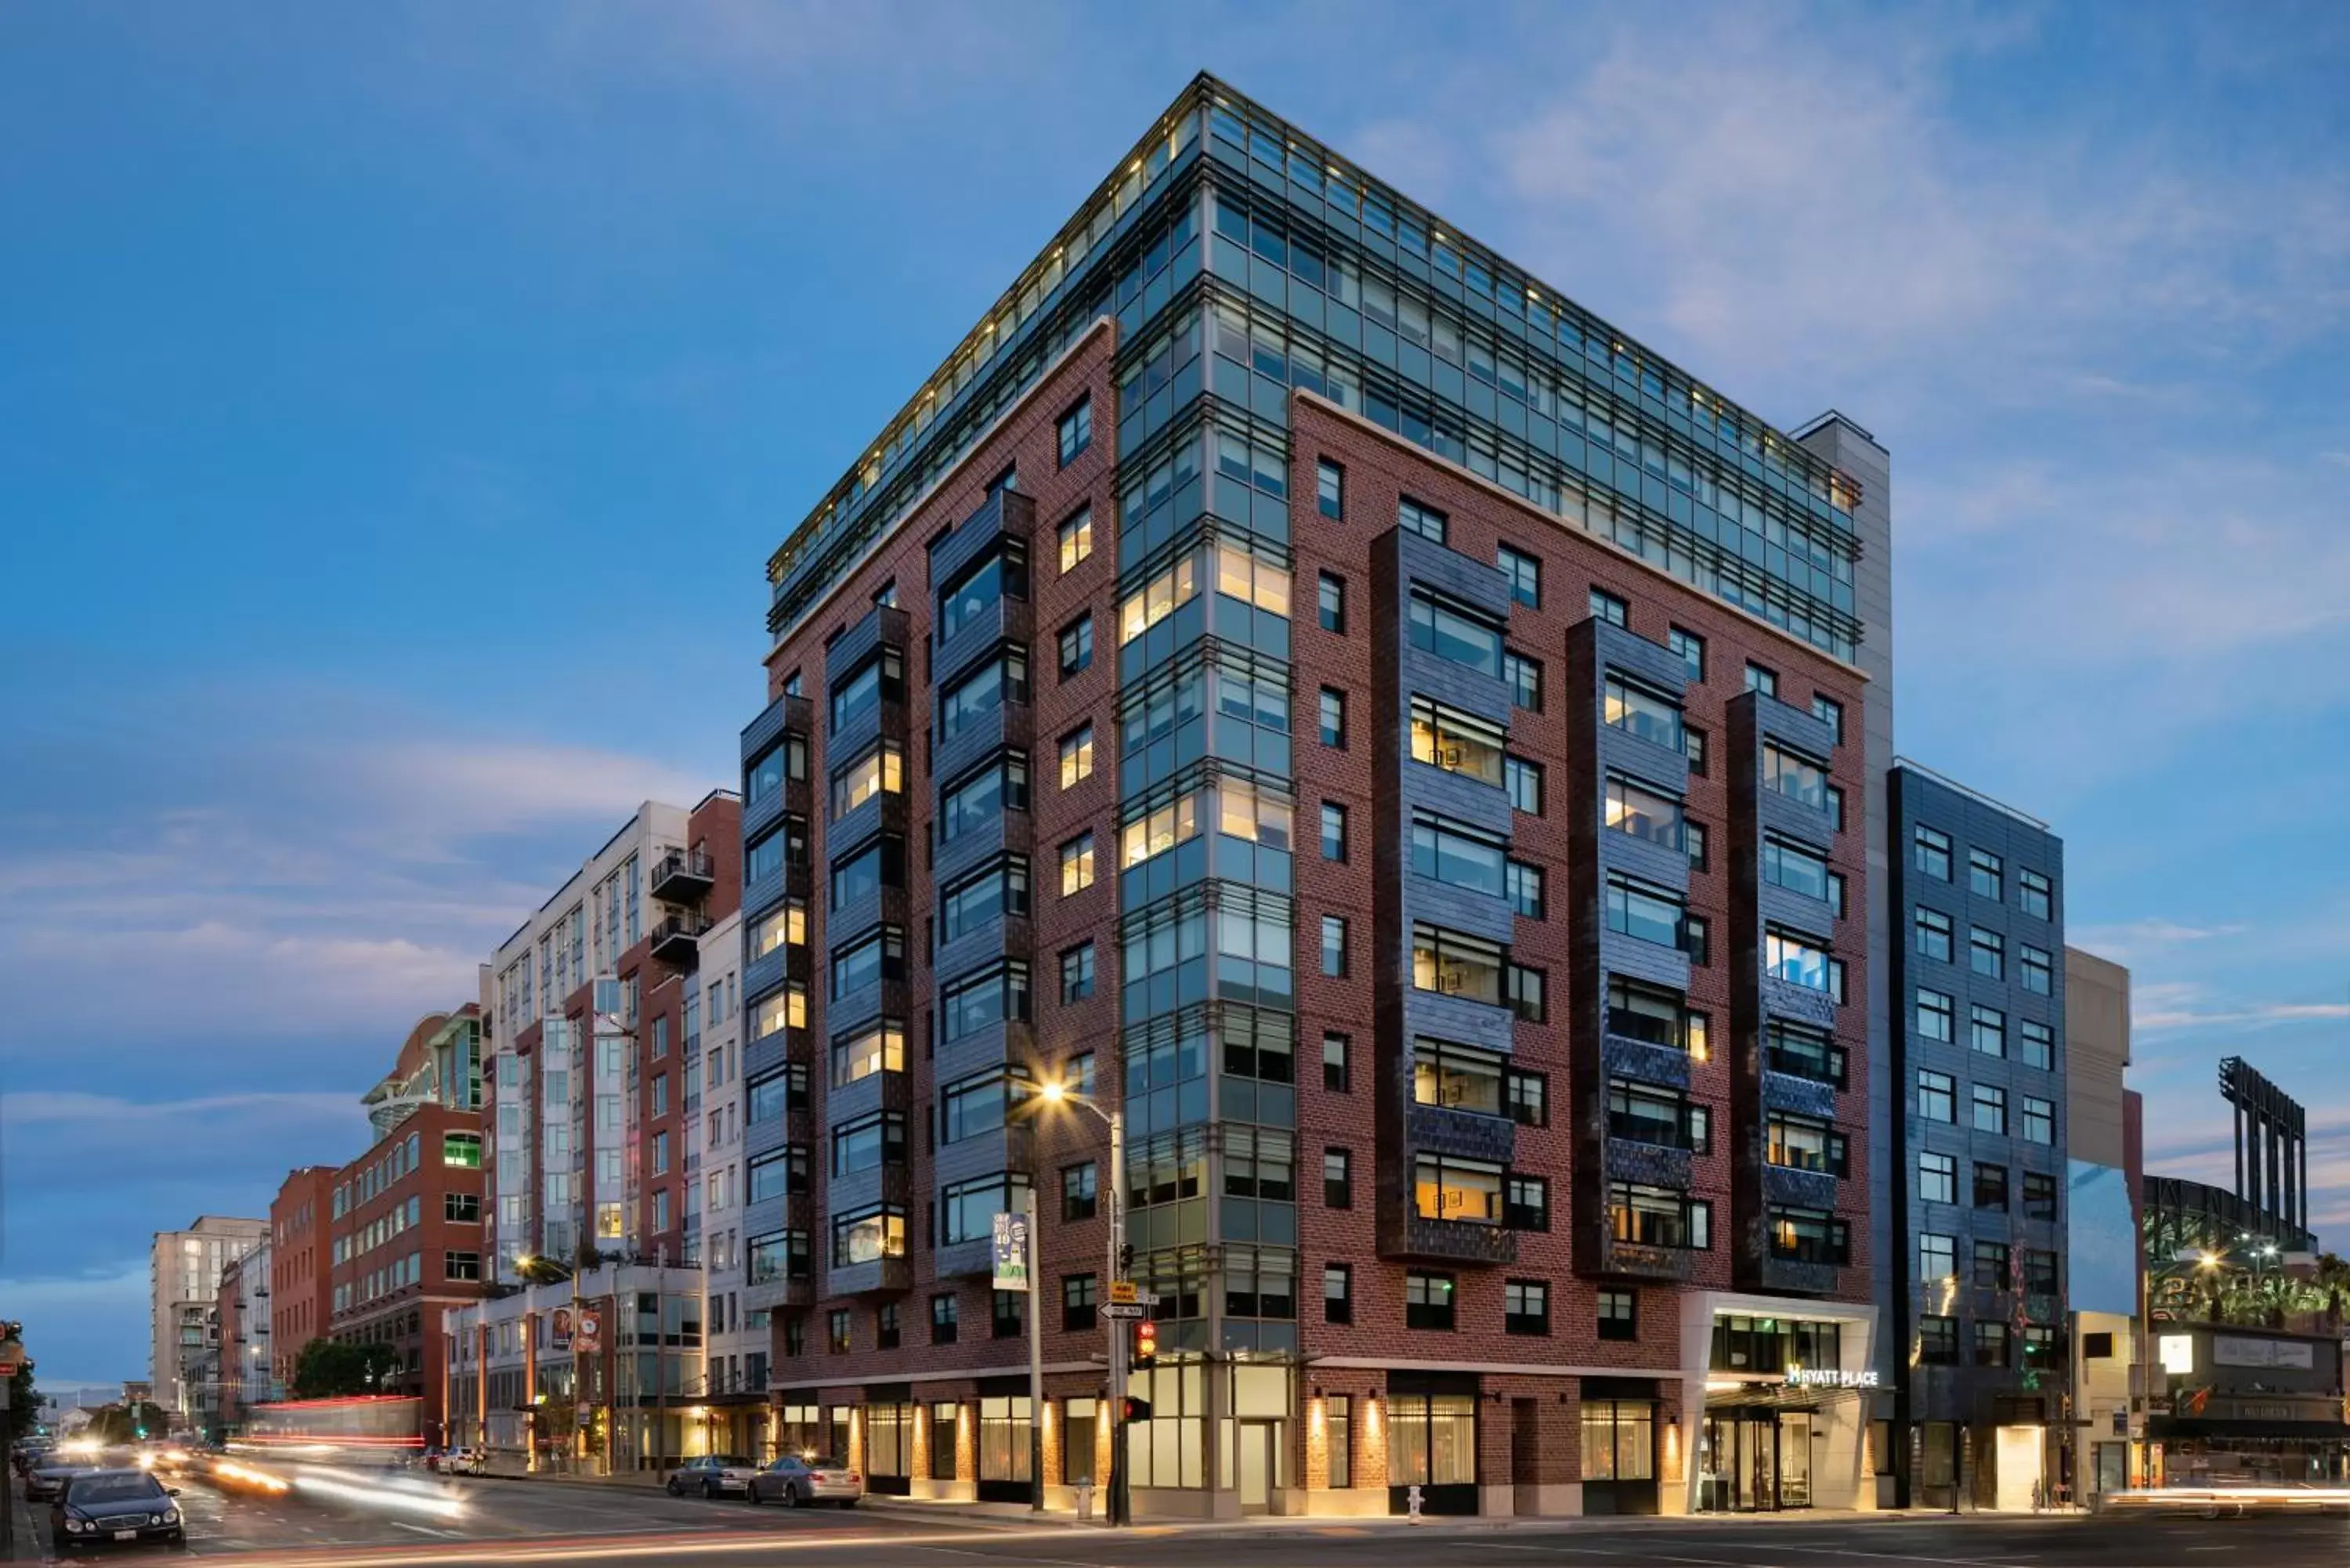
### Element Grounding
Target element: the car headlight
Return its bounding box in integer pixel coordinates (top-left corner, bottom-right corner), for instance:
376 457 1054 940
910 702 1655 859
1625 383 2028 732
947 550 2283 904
165 1507 181 1523
66 1519 87 1534
150 1512 166 1525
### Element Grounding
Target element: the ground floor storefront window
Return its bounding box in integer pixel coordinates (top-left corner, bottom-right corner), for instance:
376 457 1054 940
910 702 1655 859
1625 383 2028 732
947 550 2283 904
866 1403 913 1494
1387 1386 1477 1515
1580 1397 1657 1516
978 1394 1033 1501
1063 1397 1098 1487
928 1402 960 1480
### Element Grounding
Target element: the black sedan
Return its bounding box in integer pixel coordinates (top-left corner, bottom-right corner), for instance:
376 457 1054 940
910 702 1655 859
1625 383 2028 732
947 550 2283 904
27 1458 97 1503
50 1469 186 1551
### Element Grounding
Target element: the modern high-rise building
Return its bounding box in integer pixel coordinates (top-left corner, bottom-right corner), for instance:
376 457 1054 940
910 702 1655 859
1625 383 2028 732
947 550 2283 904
735 74 1893 1518
150 1214 268 1420
1885 762 2067 1509
692 908 773 1456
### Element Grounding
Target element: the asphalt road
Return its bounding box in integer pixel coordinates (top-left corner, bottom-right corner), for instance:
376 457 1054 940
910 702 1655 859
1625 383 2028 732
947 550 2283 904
20 1478 2350 1568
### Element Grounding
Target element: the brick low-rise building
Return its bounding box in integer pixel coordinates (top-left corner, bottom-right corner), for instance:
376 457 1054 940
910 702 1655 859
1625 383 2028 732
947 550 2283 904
269 1166 337 1392
324 1007 486 1442
731 75 1894 1518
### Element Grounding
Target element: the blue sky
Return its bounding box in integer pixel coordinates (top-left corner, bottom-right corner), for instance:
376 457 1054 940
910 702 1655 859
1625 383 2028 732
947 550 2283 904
5 2 2348 1386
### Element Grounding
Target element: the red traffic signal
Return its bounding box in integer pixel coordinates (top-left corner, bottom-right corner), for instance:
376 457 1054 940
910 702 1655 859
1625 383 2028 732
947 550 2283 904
1120 1396 1153 1424
1133 1319 1158 1367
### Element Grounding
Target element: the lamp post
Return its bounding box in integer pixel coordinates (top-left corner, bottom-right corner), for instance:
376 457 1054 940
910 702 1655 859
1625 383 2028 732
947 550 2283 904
515 1254 579 1472
1036 1078 1127 1526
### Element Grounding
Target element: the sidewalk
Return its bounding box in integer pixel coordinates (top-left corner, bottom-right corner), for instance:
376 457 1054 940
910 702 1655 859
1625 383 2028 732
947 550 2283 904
5 1480 47 1563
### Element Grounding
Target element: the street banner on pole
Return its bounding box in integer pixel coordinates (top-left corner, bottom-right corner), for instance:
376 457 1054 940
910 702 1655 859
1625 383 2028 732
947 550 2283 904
992 1212 1029 1292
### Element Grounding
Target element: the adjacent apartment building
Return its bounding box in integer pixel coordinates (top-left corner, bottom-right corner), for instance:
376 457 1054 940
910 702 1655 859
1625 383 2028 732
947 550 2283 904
150 1215 267 1419
734 74 1895 1519
322 1007 487 1440
447 793 743 1471
268 1167 337 1393
1885 762 2067 1509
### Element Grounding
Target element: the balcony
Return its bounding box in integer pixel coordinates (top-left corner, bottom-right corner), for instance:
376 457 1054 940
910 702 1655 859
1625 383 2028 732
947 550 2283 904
649 913 710 967
650 849 715 905
1598 1234 1698 1283
1391 1214 1519 1266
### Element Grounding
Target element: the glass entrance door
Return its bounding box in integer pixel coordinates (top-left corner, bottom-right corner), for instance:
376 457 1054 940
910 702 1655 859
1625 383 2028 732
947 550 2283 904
1777 1413 1811 1508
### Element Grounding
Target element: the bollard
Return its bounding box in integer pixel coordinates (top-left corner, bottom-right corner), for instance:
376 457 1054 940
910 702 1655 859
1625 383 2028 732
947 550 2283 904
1076 1480 1095 1522
1408 1483 1423 1523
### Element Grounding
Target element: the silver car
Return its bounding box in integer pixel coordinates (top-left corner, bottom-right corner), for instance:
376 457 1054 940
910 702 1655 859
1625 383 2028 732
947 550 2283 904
667 1454 759 1498
747 1454 863 1508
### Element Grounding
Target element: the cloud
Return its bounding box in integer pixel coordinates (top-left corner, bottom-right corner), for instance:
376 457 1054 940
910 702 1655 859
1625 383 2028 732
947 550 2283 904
2136 999 2350 1034
2069 918 2244 967
3 1090 363 1129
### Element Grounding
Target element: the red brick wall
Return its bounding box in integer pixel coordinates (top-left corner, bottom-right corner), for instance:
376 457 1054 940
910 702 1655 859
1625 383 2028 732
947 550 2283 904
269 1166 336 1389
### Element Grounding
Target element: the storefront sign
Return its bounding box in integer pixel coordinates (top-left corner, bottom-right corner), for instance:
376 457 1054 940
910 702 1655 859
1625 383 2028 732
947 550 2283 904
1785 1367 1879 1389
2157 1335 2196 1375
2213 1335 2315 1370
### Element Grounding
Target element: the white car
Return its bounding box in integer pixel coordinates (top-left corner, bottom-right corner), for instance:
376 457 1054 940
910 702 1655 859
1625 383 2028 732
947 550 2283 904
667 1454 759 1498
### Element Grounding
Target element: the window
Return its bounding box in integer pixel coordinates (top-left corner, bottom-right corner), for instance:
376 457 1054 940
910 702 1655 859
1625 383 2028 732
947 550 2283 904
1597 1289 1637 1341
1409 591 1504 677
1766 1111 1844 1176
1918 1069 1956 1122
830 926 904 998
445 1192 480 1223
938 649 1029 740
652 1130 671 1175
1606 773 1684 849
1323 1263 1352 1324
2023 1170 2058 1220
1605 674 1683 750
828 1310 851 1354
443 1133 482 1169
1763 836 1833 903
1972 1083 2008 1136
1317 459 1344 519
1398 497 1448 543
1507 1068 1549 1126
1918 1316 1959 1364
1969 927 2004 979
1058 942 1094 1004
831 742 904 819
2019 1019 2055 1071
941 961 1029 1042
1405 1271 1455 1331
1058 615 1093 677
1918 1233 1956 1281
1318 688 1346 747
2021 945 2053 995
1919 1151 1957 1205
941 1068 1032 1144
1764 927 1832 991
1589 587 1628 627
1059 833 1095 895
1811 694 1844 744
1057 505 1092 572
1609 1183 1710 1249
1762 742 1829 812
831 1113 906 1176
1611 1077 1708 1151
830 648 905 732
1061 1274 1097 1333
1745 663 1777 697
1505 1175 1550 1230
1413 923 1506 1005
1970 1003 2009 1058
1915 907 1954 962
1506 860 1545 919
1668 626 1705 681
1506 755 1543 814
1321 801 1347 862
1976 1162 2011 1210
2019 869 2052 919
992 1291 1024 1339
940 754 1027 844
1411 697 1507 787
1056 724 1094 790
1974 1322 2010 1367
445 1251 482 1282
1322 1148 1352 1209
1683 724 1707 775
2022 1096 2055 1145
1769 1206 1850 1265
1914 826 1953 880
1502 649 1542 711
1498 544 1541 607
1411 811 1507 897
1684 821 1708 871
1056 396 1091 465
1581 1400 1654 1484
1318 572 1344 631
1506 963 1547 1023
1322 1032 1350 1093
1969 848 2003 900
1055 1162 1097 1224
1321 915 1347 977
1917 988 1954 1042
1504 1280 1549 1335
931 1294 958 1345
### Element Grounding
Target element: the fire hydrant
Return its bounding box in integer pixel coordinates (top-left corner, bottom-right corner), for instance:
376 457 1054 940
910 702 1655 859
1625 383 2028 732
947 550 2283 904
1408 1483 1424 1523
1076 1480 1095 1522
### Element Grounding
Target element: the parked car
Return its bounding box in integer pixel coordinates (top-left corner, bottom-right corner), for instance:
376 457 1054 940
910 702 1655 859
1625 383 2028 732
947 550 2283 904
747 1454 863 1508
50 1469 186 1551
27 1458 98 1503
443 1447 486 1476
666 1454 760 1498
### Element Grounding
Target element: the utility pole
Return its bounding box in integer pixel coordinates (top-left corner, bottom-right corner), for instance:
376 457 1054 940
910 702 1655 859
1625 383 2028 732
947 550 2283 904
1107 1105 1129 1528
1026 1183 1045 1515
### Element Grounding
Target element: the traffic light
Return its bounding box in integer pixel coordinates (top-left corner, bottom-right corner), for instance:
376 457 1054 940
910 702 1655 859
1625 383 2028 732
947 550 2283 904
1133 1319 1157 1369
1120 1396 1152 1424
1118 1242 1134 1277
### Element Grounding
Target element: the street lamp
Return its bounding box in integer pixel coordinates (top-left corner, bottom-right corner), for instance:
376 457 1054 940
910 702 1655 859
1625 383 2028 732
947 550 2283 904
1034 1078 1130 1526
515 1254 585 1473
